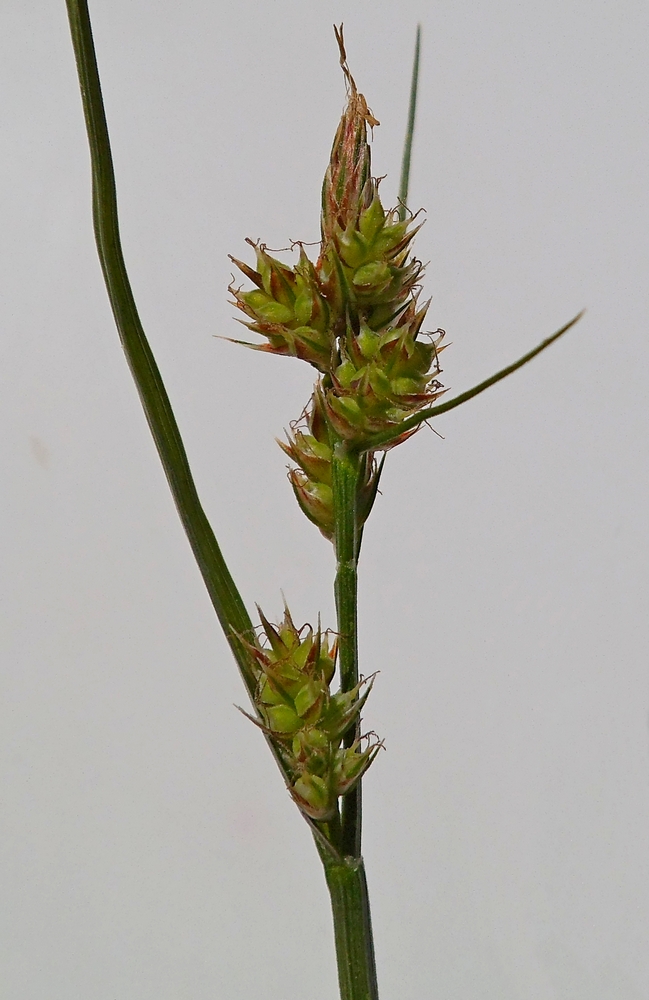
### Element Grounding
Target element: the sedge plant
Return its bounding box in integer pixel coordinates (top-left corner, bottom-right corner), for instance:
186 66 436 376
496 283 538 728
65 5 582 998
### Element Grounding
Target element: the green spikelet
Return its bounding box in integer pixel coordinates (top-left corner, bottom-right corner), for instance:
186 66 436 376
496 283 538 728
325 307 447 447
279 389 383 540
229 241 333 372
240 605 381 820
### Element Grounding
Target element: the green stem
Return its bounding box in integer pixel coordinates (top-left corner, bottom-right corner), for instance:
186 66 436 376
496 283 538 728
65 0 354 846
64 0 259 688
332 443 361 696
323 856 379 1000
328 440 380 998
331 441 362 857
63 0 329 840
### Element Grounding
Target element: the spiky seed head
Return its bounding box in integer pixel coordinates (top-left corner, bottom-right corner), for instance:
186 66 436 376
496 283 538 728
240 604 380 821
279 387 384 536
228 27 447 539
229 243 334 371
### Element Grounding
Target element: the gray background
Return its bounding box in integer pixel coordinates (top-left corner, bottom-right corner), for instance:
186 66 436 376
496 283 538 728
1 1 648 997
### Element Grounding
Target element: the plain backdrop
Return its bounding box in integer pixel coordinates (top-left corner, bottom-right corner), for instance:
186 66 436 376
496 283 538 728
1 1 648 998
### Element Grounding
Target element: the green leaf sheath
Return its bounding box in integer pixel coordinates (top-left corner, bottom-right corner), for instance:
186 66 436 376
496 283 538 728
398 24 421 221
64 0 256 689
323 856 380 1000
359 311 584 453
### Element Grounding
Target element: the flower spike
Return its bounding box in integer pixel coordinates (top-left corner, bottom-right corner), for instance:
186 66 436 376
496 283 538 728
239 605 381 821
228 29 580 537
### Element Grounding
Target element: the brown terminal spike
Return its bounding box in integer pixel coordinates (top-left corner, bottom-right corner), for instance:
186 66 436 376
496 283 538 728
333 25 380 128
321 26 380 247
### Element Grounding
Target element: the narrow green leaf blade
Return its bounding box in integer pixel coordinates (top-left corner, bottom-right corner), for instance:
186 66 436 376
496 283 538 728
398 25 421 221
359 311 584 452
